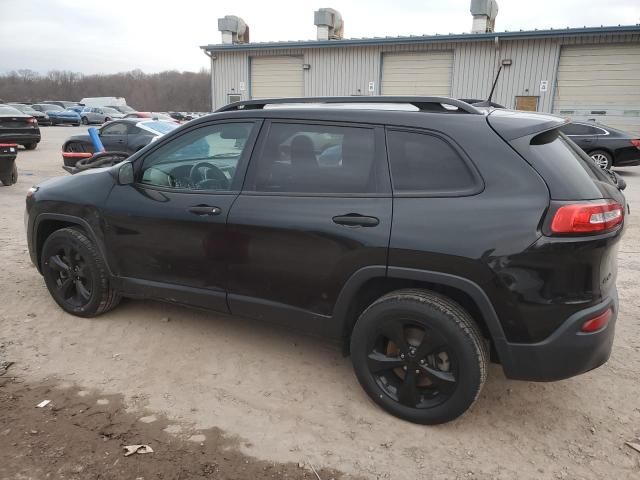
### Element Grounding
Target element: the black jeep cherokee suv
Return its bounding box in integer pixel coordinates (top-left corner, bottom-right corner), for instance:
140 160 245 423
25 97 626 425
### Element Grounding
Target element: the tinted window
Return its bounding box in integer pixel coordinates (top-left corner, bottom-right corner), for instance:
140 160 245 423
523 129 612 199
142 120 177 135
246 123 377 194
140 122 255 191
101 123 128 135
560 123 600 136
387 130 477 194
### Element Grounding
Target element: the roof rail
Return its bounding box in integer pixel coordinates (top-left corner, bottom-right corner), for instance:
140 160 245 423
216 96 483 114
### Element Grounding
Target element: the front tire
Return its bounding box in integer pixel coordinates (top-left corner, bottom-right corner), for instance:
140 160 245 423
589 150 613 170
41 227 120 317
350 289 488 425
81 117 89 125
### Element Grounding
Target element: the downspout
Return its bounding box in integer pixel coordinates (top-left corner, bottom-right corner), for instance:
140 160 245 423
204 49 216 111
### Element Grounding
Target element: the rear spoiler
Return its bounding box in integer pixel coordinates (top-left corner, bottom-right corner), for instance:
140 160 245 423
487 109 569 140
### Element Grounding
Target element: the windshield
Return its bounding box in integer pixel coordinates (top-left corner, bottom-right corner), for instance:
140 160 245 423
10 104 37 114
111 105 135 113
41 104 63 111
140 120 178 135
102 107 120 115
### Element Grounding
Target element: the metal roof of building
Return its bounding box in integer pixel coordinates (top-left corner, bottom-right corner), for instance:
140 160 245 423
201 24 640 52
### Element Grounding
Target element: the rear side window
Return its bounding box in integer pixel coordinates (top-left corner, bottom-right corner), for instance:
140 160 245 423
386 130 478 195
245 123 380 194
525 129 612 199
560 123 602 136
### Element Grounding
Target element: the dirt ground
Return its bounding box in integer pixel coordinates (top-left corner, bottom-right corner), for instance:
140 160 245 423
1 126 640 480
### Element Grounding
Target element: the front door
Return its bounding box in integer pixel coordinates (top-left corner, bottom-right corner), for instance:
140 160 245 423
226 121 392 334
99 121 128 151
103 120 261 312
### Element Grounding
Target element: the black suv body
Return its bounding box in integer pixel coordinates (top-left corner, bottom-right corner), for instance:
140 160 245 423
25 97 626 424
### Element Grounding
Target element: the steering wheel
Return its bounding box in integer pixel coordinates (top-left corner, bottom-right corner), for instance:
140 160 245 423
189 161 229 188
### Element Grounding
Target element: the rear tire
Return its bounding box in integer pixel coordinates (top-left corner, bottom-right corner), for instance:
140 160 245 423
350 289 488 425
589 150 613 170
0 164 17 186
41 227 121 317
23 143 37 150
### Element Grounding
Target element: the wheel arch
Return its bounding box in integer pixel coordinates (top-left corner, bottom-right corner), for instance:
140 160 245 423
34 214 113 276
335 266 508 363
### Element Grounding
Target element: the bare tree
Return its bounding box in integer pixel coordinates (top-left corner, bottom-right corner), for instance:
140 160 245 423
0 69 210 111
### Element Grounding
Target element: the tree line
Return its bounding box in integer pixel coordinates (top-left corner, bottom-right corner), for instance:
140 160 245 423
0 69 210 112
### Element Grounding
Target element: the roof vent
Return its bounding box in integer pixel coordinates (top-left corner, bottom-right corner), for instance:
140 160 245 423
218 15 250 44
314 8 344 41
470 0 499 33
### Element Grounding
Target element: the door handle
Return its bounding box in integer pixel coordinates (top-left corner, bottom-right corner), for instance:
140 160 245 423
332 214 379 227
188 205 222 216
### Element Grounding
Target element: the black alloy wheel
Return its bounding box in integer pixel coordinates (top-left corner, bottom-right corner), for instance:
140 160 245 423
367 321 458 409
45 244 93 308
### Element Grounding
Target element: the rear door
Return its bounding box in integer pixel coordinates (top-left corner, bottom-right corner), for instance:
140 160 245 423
226 120 392 335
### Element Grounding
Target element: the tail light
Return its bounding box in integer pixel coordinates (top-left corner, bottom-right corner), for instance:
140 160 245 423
27 117 37 124
550 200 624 234
581 308 612 333
631 139 640 149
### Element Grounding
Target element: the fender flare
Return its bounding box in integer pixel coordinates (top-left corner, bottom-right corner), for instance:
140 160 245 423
334 266 508 361
33 213 114 276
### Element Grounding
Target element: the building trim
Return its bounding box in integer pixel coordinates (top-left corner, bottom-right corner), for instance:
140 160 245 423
202 25 640 52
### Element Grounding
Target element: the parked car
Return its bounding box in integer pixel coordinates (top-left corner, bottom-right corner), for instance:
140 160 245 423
559 121 640 169
108 105 137 114
0 143 18 185
124 112 176 122
25 96 625 425
41 100 80 109
31 104 81 126
0 104 41 150
62 118 178 166
80 106 125 125
8 103 52 126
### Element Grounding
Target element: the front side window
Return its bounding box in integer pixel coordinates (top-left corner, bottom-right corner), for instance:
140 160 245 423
101 123 128 135
387 130 478 194
140 122 255 191
246 123 378 194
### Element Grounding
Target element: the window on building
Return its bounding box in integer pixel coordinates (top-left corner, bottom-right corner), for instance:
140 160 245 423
228 94 242 104
515 96 539 112
386 130 478 194
245 123 378 194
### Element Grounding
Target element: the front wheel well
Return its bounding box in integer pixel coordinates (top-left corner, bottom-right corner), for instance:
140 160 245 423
342 277 497 360
35 220 85 270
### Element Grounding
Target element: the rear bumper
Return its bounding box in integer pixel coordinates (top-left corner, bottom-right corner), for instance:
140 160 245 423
500 292 618 381
0 133 41 144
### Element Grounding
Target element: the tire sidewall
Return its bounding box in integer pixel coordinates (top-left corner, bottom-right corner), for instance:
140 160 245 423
351 296 484 424
41 230 104 316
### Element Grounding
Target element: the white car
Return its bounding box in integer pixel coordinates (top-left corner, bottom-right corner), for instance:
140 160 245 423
80 106 125 125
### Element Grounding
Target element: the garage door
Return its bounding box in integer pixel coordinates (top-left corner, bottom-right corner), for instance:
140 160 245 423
250 56 304 99
381 51 453 96
553 44 640 134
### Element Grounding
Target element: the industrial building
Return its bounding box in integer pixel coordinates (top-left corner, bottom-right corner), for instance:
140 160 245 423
201 2 640 134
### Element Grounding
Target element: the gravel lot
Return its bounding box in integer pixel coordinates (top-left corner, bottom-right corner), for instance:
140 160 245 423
1 126 640 479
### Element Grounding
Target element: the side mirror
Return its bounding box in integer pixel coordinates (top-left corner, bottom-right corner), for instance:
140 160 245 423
117 162 134 185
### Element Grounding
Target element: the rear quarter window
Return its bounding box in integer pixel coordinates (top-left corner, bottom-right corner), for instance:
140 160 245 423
523 129 614 200
386 129 481 196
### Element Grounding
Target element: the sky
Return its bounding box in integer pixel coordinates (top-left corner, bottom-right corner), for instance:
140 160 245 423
0 0 638 75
